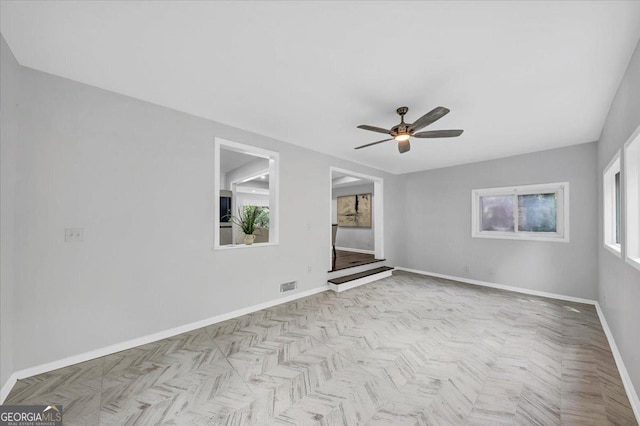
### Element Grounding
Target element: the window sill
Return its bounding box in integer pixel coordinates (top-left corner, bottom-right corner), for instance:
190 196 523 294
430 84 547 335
472 233 569 243
213 242 279 251
604 243 622 258
625 256 640 272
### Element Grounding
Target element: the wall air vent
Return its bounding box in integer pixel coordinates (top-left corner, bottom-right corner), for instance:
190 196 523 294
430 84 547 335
280 281 297 292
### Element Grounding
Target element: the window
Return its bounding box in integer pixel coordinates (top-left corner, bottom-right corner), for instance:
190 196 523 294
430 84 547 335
603 152 621 257
624 126 640 270
249 206 270 230
472 182 569 242
214 138 279 249
615 171 621 244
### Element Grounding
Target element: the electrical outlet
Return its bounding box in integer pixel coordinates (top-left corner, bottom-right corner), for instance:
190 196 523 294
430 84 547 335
280 281 297 292
307 266 312 273
65 228 84 242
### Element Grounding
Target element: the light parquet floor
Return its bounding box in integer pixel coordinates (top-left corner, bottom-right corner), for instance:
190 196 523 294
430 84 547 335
5 271 636 425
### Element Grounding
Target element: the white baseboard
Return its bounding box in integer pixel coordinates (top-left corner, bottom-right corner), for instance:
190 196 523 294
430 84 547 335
328 270 393 293
335 246 375 255
595 302 640 423
395 266 638 422
395 267 597 305
0 285 329 403
0 373 18 404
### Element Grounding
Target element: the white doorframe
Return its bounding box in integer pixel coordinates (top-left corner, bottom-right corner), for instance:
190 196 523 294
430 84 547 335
329 167 384 271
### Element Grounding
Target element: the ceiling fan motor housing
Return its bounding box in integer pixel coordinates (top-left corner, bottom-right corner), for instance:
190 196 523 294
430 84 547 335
392 124 409 135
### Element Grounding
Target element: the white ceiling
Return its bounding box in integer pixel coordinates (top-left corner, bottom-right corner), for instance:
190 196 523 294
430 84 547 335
2 1 640 174
240 176 269 187
331 171 373 189
220 149 256 174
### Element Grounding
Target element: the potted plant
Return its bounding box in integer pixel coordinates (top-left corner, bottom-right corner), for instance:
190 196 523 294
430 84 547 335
226 206 262 245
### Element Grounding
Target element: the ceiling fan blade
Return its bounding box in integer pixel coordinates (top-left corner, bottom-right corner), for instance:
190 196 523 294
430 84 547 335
354 138 394 150
398 140 411 153
357 125 393 135
409 106 450 132
413 129 464 138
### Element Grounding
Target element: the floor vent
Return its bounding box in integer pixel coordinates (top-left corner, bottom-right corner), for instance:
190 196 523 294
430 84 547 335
280 281 297 292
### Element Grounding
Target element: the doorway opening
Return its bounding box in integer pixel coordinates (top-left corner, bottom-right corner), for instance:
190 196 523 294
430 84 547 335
329 167 384 272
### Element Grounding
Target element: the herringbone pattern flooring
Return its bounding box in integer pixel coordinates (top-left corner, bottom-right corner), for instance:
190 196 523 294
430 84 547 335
5 271 636 425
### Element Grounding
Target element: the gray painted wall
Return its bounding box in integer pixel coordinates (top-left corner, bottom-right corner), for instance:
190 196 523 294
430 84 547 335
0 35 19 390
3 30 637 403
9 65 403 372
400 142 598 300
332 183 375 251
597 38 640 397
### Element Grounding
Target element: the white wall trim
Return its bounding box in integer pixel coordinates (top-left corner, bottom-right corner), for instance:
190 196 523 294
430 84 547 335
0 285 329 403
595 302 640 423
0 373 18 404
604 242 623 258
395 266 639 422
624 124 640 268
395 267 596 305
626 256 640 272
334 246 375 255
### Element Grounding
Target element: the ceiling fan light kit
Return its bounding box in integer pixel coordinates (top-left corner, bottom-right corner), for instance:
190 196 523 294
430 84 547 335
356 106 464 154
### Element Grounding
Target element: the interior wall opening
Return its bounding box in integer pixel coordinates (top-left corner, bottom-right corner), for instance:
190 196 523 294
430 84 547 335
214 138 279 248
329 167 384 271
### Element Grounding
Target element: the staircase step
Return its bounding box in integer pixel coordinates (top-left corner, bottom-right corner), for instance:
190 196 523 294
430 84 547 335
327 260 388 280
328 266 394 292
328 257 386 273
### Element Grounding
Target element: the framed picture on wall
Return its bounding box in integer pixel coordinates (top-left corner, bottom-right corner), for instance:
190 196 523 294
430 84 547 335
337 193 372 227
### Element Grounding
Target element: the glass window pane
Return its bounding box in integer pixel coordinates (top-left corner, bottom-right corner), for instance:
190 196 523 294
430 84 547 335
518 193 557 232
481 196 514 231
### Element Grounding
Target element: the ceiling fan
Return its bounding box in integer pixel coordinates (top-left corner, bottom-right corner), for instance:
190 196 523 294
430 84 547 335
355 106 463 153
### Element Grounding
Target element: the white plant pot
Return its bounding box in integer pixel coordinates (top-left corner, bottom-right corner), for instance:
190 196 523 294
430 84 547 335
243 234 256 245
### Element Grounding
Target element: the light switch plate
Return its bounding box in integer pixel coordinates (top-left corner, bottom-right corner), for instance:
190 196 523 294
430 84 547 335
65 228 84 242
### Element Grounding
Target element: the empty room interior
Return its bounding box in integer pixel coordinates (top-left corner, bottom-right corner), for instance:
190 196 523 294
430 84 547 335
1 1 640 425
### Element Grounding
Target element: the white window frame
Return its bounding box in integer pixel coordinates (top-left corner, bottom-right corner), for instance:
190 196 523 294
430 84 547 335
603 152 622 258
624 125 640 271
213 138 279 250
472 182 569 242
